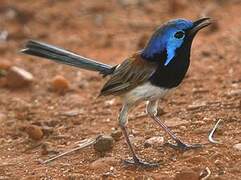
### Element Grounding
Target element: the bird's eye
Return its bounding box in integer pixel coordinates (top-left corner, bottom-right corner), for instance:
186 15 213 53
174 31 185 39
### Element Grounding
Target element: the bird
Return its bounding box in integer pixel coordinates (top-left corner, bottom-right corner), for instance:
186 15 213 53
21 18 211 168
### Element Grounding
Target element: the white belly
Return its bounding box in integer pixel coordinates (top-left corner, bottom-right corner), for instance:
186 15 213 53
122 82 169 105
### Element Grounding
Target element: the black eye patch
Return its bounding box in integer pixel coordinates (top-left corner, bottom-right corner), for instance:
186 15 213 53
174 31 185 39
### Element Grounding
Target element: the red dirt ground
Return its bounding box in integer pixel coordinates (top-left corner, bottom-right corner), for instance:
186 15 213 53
0 0 241 179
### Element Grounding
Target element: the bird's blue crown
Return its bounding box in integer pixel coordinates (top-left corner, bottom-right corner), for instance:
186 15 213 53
142 19 193 66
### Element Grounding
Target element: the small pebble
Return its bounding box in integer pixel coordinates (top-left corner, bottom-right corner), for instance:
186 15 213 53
165 118 188 127
0 30 8 41
51 75 70 92
215 160 224 169
226 89 241 97
144 136 164 148
111 129 122 141
89 157 117 170
187 102 206 111
23 125 44 141
94 135 114 153
201 50 211 57
104 99 115 107
5 66 34 88
61 109 82 117
233 143 241 151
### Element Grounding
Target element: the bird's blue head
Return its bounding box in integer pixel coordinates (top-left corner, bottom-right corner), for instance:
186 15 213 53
142 18 211 66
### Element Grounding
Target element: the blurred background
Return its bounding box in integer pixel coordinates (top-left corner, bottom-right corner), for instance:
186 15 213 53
0 0 240 179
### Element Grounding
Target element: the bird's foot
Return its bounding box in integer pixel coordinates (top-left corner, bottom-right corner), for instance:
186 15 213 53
123 156 159 168
166 140 202 151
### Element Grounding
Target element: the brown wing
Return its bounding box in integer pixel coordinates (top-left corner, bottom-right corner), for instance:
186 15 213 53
100 53 157 96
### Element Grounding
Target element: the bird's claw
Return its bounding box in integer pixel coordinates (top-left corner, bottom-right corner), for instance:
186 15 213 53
123 157 159 168
166 140 202 151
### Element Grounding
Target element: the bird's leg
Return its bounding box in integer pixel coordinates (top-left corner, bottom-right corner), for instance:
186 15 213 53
119 104 159 168
146 100 202 151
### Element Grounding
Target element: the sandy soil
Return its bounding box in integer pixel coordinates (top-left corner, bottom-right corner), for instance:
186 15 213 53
0 0 241 179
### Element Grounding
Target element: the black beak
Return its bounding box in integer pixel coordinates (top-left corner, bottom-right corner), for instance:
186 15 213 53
189 17 212 37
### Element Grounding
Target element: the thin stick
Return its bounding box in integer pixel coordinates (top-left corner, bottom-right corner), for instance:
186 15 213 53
41 138 96 164
208 119 222 144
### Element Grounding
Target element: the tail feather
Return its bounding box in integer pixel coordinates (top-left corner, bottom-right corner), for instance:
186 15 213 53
21 40 114 75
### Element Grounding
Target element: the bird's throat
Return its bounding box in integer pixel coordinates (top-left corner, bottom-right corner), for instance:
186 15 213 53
149 45 191 89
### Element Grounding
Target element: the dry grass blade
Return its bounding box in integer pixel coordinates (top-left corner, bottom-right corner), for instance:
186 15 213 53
208 119 222 144
41 138 96 164
200 167 211 180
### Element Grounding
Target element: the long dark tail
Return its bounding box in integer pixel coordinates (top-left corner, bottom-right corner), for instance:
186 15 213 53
20 40 114 75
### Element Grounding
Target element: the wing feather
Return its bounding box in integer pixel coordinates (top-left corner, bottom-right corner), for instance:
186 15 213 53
100 53 157 96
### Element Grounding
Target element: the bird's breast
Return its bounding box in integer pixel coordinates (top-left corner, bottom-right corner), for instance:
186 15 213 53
122 82 169 105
